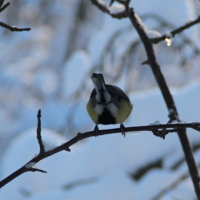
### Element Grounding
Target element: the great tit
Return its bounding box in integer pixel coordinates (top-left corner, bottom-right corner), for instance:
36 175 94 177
87 73 133 135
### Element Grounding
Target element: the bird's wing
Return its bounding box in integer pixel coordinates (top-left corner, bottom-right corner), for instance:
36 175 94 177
105 84 131 103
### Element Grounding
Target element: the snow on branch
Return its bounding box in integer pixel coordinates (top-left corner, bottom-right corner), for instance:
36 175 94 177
90 0 127 19
90 0 200 45
150 15 200 44
0 1 31 32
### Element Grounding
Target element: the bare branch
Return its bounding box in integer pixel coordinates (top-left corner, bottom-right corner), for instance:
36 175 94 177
0 22 31 32
90 0 127 19
29 168 47 173
1 112 200 189
0 2 9 12
0 0 5 8
151 15 200 44
0 1 31 32
0 162 46 188
36 109 45 154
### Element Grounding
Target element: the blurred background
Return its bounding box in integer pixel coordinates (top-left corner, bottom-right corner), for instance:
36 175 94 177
0 0 200 199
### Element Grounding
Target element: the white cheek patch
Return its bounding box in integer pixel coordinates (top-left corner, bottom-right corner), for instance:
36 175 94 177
94 102 118 116
94 104 104 115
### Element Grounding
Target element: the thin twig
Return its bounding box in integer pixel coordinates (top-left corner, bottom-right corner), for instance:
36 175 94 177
36 109 45 154
29 168 47 173
0 2 9 12
150 15 200 44
0 22 31 32
0 1 31 32
0 0 5 8
90 0 127 19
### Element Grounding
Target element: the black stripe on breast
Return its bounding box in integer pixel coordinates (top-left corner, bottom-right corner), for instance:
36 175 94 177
98 108 116 125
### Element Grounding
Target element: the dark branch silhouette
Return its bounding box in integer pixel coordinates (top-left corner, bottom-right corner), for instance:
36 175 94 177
0 2 9 12
150 15 200 44
90 0 200 45
89 0 200 199
0 1 31 32
1 110 200 188
36 109 45 154
0 22 31 32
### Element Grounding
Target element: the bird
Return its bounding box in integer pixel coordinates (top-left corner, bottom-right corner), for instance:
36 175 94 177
86 73 133 136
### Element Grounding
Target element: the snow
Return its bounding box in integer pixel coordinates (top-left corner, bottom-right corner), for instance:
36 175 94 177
0 0 200 199
165 38 172 47
1 79 200 199
109 4 125 14
62 50 92 98
172 181 196 200
28 170 135 200
97 0 108 7
169 120 186 124
133 169 180 200
42 140 57 152
25 162 36 169
149 120 162 125
146 29 162 38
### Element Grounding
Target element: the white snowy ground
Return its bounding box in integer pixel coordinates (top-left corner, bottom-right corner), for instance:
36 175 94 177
1 78 200 200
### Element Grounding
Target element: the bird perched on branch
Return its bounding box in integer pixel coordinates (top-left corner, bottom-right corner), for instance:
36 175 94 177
86 73 133 136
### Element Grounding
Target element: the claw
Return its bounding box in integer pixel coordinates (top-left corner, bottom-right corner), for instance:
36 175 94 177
120 124 126 137
94 124 99 137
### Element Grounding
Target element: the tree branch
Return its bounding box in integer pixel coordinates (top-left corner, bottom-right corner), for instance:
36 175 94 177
0 2 9 12
0 1 31 32
90 0 200 45
1 109 200 188
90 0 200 199
0 0 5 9
90 0 127 19
150 15 200 44
127 7 200 200
0 22 31 32
36 109 45 154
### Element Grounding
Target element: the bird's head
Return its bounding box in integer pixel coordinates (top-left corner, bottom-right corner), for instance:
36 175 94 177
91 73 111 104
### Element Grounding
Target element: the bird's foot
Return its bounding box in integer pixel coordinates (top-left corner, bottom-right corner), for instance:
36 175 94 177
94 125 99 137
120 124 126 137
